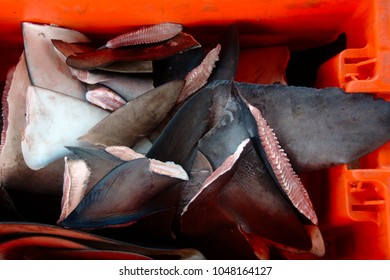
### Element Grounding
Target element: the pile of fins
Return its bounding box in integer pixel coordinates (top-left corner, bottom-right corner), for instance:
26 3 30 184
1 22 390 259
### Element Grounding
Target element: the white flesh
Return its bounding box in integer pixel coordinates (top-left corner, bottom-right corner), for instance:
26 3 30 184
22 22 90 100
21 86 109 170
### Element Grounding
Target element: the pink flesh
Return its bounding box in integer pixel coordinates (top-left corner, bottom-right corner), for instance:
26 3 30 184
106 23 183 48
182 138 250 215
1 54 28 155
149 159 189 181
86 86 126 111
246 101 318 224
71 69 154 102
105 146 188 180
0 64 16 151
58 157 91 224
177 44 221 103
105 146 144 161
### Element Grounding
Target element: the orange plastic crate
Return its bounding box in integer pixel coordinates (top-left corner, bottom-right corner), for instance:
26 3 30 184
0 0 389 259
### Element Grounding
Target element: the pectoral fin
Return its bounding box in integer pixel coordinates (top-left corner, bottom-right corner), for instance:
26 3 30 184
61 158 187 229
182 139 315 256
79 80 184 147
239 83 390 171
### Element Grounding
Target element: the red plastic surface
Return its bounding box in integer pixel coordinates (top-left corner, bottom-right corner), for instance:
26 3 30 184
316 0 390 99
313 0 390 260
0 0 372 82
0 0 389 259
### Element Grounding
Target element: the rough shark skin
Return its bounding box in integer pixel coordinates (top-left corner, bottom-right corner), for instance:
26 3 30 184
206 80 390 172
79 80 184 148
